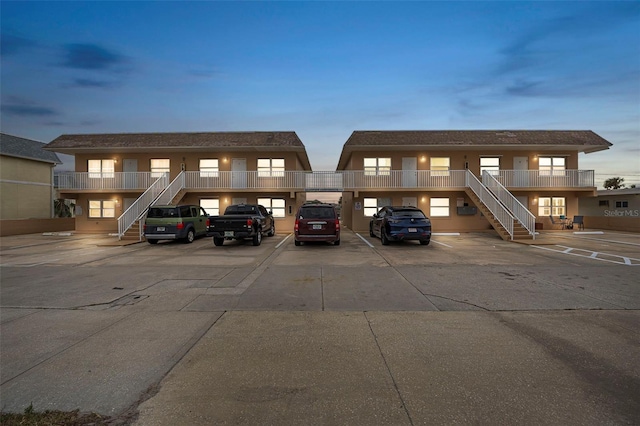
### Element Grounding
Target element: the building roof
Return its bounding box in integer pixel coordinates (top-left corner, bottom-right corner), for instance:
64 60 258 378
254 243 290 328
337 130 613 170
0 133 62 164
45 131 312 170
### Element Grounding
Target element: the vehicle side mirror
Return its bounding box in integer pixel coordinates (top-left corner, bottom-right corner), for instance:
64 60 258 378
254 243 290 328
269 210 273 215
373 213 379 218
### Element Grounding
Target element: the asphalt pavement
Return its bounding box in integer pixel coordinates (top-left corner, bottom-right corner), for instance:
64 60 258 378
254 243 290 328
1 229 639 424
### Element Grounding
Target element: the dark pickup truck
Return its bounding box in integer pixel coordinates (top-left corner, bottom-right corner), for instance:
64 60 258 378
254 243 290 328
208 204 275 246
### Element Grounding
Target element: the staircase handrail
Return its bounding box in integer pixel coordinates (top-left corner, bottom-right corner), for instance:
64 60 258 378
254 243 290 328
482 171 536 239
117 173 169 239
152 171 186 206
465 170 515 240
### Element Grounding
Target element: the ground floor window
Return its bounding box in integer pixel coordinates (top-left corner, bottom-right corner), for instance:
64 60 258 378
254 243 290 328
430 197 450 217
538 197 565 216
258 198 286 218
363 197 391 216
88 200 115 218
615 201 629 208
200 198 220 216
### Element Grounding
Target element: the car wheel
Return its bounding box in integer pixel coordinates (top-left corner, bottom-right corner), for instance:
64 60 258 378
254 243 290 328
148 239 158 245
213 237 224 246
381 230 390 245
334 239 341 246
294 240 301 246
184 229 195 244
267 223 275 237
420 239 430 246
252 229 262 246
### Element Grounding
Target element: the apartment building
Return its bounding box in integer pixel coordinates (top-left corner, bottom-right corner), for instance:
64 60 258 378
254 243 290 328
45 132 312 236
336 130 612 239
45 129 613 241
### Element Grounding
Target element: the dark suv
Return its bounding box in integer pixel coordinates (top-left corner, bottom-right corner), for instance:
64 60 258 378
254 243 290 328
370 206 431 245
294 204 340 246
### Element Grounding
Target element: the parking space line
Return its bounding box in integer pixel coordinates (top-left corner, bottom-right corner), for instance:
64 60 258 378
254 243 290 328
355 233 375 248
531 244 640 266
430 239 453 248
276 234 291 249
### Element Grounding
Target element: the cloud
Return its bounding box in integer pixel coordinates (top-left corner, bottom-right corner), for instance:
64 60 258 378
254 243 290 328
1 103 58 117
0 32 36 56
70 78 119 89
61 43 127 71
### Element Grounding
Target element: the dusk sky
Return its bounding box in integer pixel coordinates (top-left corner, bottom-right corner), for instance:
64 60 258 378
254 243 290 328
2 1 639 188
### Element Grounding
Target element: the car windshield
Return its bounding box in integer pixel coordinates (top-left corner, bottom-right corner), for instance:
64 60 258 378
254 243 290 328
299 207 334 219
147 207 179 218
393 210 426 219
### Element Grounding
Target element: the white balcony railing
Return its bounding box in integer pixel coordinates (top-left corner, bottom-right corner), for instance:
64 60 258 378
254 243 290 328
493 170 594 188
55 169 596 192
55 172 156 190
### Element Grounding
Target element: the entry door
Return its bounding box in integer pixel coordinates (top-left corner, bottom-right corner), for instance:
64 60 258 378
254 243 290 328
513 156 529 187
402 157 418 187
232 158 247 188
123 159 138 188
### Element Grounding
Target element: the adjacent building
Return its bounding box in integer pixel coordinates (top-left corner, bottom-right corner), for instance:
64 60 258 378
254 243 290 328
0 133 61 220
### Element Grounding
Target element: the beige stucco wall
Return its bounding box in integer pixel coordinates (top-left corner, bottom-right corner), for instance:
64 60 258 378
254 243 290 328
70 190 308 234
0 155 55 219
74 151 308 174
342 149 579 174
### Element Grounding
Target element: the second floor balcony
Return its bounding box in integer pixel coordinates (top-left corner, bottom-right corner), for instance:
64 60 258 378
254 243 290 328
55 169 596 192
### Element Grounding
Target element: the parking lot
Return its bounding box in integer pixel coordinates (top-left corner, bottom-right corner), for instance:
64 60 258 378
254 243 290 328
1 229 639 424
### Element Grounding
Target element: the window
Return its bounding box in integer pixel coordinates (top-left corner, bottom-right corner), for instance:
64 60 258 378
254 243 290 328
615 201 629 208
258 158 285 177
480 157 500 176
258 197 286 218
88 200 115 218
363 197 391 216
199 159 219 177
200 199 219 216
430 157 450 176
150 159 170 178
539 157 565 176
538 197 566 216
88 159 114 178
364 158 391 176
430 197 450 217
599 200 609 207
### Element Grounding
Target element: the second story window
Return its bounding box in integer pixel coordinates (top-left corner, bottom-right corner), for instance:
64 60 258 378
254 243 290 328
150 159 170 178
480 157 500 176
258 158 285 177
88 159 114 178
430 157 450 176
364 158 391 176
539 157 565 176
199 159 219 177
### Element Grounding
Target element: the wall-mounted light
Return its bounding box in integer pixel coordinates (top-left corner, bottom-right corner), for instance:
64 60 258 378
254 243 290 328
420 156 427 163
223 157 228 163
533 155 538 162
421 196 426 203
532 198 538 205
113 158 118 163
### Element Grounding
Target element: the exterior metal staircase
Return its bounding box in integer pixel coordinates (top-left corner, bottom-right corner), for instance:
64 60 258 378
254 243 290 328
465 170 535 241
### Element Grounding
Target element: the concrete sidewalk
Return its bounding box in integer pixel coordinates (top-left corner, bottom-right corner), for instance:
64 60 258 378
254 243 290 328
134 310 640 425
